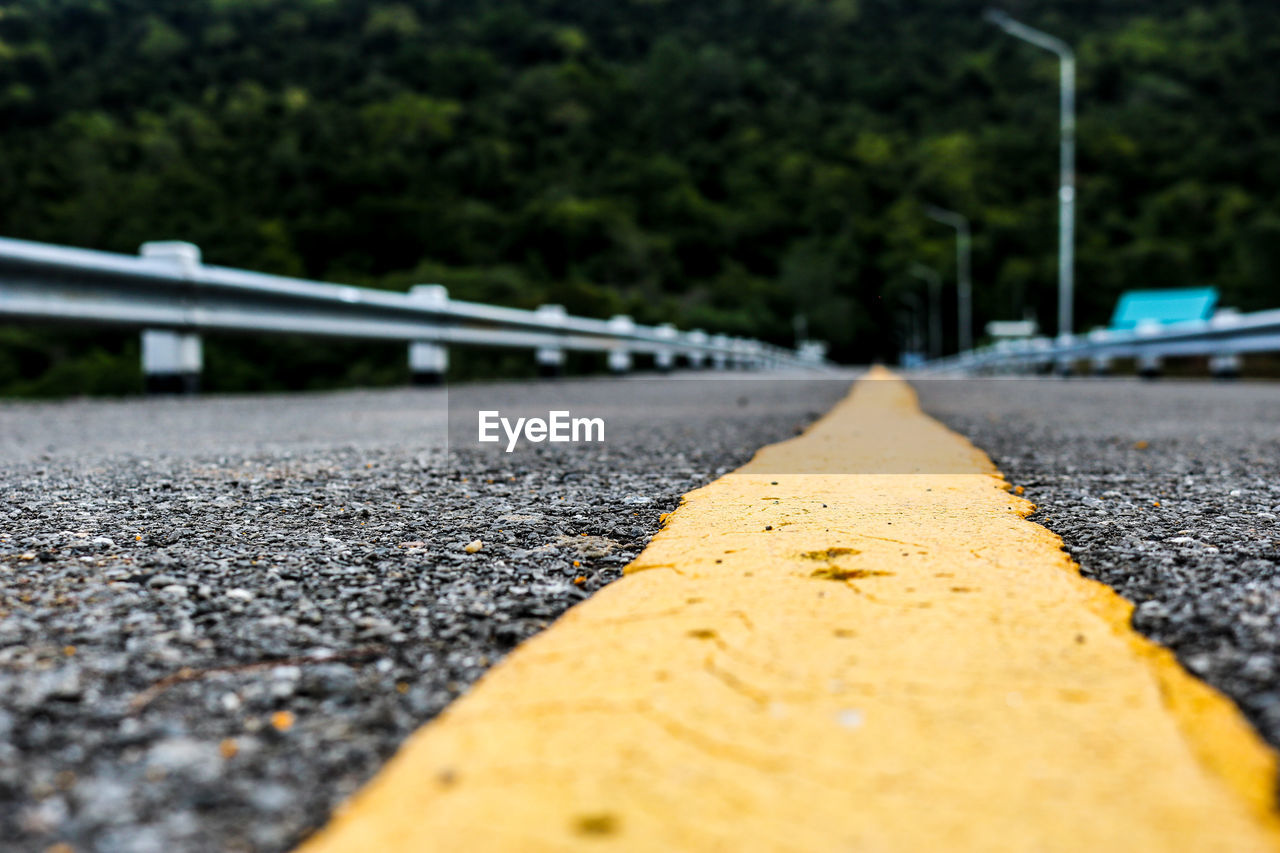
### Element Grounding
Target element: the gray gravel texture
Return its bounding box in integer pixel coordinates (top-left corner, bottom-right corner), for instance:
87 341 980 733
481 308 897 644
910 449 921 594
0 376 849 853
918 378 1280 752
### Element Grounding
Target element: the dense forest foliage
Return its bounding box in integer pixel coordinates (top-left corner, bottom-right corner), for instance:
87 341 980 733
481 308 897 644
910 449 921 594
2 0 1279 392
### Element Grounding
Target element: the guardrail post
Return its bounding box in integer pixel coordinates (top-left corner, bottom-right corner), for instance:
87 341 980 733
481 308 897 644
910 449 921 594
747 340 764 370
1135 320 1162 379
654 323 678 372
1053 333 1076 376
1209 310 1242 379
799 340 828 366
745 340 764 370
1087 329 1112 375
1209 353 1241 379
534 304 567 377
141 330 202 394
685 330 708 368
138 242 204 394
709 334 730 370
408 284 449 385
1137 352 1163 378
607 315 634 373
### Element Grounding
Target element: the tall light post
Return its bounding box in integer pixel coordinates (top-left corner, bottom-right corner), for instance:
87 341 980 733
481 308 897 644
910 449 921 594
924 205 972 353
909 262 943 360
985 8 1075 340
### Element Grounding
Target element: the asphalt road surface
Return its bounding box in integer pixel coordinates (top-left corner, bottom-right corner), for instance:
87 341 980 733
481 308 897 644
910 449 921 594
0 375 848 853
5 374 1280 851
918 377 1280 751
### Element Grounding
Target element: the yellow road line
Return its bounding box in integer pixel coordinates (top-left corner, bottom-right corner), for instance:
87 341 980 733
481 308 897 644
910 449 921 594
300 371 1280 851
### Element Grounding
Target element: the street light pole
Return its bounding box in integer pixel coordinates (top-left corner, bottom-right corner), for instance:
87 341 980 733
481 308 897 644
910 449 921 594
909 263 943 360
985 8 1075 340
923 206 972 353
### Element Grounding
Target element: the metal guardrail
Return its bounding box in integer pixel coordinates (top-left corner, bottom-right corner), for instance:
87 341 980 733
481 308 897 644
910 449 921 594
0 235 828 387
925 310 1280 376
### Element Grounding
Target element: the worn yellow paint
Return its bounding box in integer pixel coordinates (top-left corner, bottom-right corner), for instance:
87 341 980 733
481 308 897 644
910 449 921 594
300 370 1280 852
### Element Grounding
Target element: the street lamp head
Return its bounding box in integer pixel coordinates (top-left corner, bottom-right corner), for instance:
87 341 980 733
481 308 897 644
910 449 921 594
982 9 1074 58
983 8 1012 29
922 204 969 232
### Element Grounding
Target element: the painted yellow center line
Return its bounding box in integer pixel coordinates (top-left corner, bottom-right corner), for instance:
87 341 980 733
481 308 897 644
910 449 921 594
299 370 1280 851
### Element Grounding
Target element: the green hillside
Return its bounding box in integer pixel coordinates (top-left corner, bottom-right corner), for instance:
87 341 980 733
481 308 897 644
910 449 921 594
2 0 1279 392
